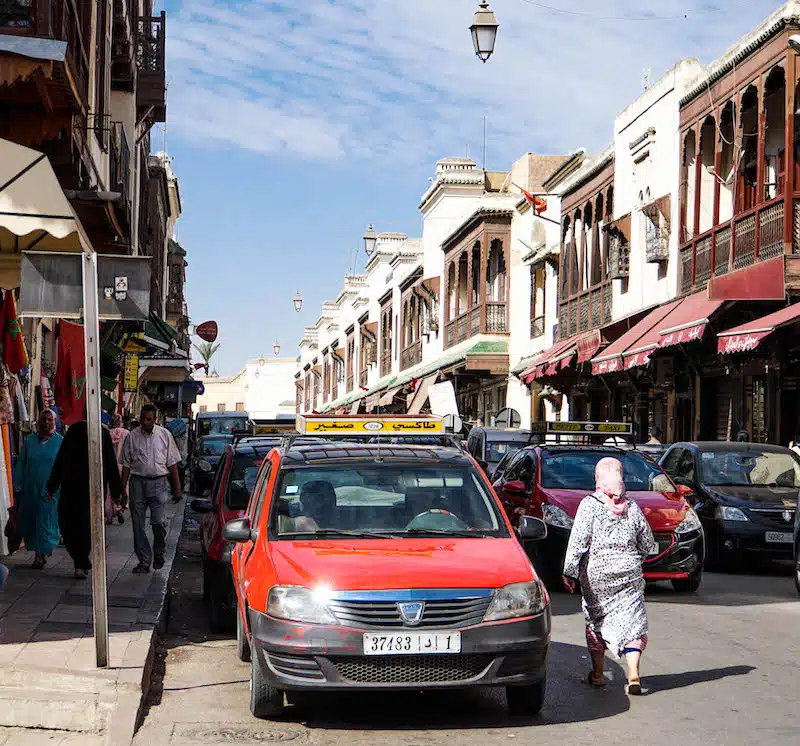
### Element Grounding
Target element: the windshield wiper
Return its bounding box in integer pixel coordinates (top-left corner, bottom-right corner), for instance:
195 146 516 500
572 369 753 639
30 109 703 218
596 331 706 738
279 529 396 539
402 528 491 538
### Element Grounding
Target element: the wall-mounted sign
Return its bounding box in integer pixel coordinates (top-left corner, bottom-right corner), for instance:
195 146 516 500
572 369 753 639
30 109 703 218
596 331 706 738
196 321 218 343
123 354 139 392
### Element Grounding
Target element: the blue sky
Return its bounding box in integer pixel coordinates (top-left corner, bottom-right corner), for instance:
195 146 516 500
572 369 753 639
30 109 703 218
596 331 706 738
161 0 783 375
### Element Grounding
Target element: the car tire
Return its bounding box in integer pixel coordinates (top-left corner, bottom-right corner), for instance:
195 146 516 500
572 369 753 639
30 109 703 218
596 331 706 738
506 678 546 716
671 566 702 593
237 602 251 663
250 652 284 719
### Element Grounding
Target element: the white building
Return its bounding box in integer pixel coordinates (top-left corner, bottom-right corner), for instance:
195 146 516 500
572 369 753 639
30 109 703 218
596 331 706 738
194 358 297 419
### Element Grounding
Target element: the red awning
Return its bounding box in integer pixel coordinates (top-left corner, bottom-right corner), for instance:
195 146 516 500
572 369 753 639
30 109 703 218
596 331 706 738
520 330 602 384
591 301 680 375
658 292 724 350
717 303 800 354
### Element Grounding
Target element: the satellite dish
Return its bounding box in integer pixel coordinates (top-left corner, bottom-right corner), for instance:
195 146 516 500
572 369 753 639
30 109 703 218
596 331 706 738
495 407 521 428
443 414 463 434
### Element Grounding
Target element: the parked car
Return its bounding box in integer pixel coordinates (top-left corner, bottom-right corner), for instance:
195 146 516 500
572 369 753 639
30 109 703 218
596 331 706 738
466 427 531 479
493 433 704 593
637 443 669 463
794 507 800 595
192 437 281 632
660 442 800 571
189 435 233 495
225 415 551 719
195 410 250 440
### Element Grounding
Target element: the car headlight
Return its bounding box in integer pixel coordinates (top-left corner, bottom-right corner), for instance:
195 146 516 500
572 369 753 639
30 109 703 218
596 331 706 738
267 585 337 624
715 505 749 522
675 507 702 535
483 581 547 622
542 504 574 530
198 459 213 472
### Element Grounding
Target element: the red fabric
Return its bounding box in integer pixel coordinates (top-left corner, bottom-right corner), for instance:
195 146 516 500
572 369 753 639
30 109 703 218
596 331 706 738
658 292 724 349
54 321 86 425
1 290 29 374
717 302 800 354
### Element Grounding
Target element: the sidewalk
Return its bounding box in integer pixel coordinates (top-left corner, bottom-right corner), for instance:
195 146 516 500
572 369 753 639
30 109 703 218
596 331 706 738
0 499 184 745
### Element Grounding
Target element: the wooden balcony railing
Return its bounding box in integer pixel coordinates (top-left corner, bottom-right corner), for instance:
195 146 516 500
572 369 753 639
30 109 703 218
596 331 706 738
558 283 612 339
109 121 131 227
443 305 503 349
531 315 544 338
401 340 422 370
359 370 368 388
346 374 353 393
137 12 166 122
380 354 391 377
112 0 136 90
679 196 788 294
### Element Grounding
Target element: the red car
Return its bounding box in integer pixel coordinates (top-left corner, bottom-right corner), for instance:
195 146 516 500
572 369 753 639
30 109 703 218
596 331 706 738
493 425 704 593
192 437 281 631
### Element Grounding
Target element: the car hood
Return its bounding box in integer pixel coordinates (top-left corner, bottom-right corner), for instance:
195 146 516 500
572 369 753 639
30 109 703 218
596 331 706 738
269 538 534 591
701 485 800 507
542 488 688 532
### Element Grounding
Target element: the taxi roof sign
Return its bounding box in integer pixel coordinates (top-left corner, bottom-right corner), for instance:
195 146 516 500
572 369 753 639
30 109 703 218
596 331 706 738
296 414 444 435
530 421 633 437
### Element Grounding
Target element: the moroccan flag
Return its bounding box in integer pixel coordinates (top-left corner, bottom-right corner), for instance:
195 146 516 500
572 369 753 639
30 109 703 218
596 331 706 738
54 321 86 425
514 183 548 215
1 289 29 374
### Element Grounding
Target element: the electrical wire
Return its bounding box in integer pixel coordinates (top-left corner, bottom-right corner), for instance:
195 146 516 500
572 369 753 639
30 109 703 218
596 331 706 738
516 0 748 22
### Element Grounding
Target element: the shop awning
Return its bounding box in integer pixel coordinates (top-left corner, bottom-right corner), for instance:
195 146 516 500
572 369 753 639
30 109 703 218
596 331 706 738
406 373 439 415
520 330 602 384
717 303 800 354
0 138 91 287
658 292 724 349
379 387 401 406
349 400 362 415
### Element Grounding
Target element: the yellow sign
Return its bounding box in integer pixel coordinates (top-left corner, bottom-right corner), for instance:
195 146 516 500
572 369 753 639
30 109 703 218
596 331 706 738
253 424 295 435
297 415 444 435
531 421 632 435
124 340 147 354
123 354 139 392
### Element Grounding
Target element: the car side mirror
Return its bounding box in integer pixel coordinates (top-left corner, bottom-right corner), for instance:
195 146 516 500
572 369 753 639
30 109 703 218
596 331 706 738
504 480 527 494
223 517 256 543
190 498 216 514
516 516 547 542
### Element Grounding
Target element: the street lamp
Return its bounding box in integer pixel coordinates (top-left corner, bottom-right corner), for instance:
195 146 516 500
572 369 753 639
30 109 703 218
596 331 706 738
363 224 378 257
470 1 499 63
273 339 281 356
293 291 303 313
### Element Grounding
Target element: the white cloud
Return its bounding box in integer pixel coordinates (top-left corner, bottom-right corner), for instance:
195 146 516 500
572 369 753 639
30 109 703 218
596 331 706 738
167 0 783 166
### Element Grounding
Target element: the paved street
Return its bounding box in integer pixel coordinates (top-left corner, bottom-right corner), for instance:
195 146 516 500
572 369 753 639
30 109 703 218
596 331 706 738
134 507 800 746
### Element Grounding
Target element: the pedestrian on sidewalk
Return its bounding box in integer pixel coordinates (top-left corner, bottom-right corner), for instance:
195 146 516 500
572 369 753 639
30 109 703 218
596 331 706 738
14 409 63 569
562 457 655 696
108 413 129 521
121 404 182 575
47 418 123 579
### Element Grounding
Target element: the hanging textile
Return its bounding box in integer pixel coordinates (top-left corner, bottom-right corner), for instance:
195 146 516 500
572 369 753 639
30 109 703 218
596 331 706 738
1 289 29 374
11 373 28 424
2 425 12 505
0 364 15 425
54 321 86 425
0 428 9 556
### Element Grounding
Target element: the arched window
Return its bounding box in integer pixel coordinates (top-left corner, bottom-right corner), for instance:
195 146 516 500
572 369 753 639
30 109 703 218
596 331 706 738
447 262 457 320
560 217 572 296
764 66 786 200
719 102 736 223
457 253 468 314
591 194 603 286
606 186 614 218
571 210 582 294
681 130 697 240
699 116 716 233
737 85 759 213
486 239 506 302
582 203 593 290
471 241 481 307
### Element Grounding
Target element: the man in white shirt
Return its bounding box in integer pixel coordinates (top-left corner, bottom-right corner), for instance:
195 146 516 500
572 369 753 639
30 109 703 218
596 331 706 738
122 404 182 573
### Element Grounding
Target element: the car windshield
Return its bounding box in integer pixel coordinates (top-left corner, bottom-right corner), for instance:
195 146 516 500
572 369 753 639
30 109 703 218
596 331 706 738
540 450 674 492
226 452 267 509
699 449 800 488
200 438 231 455
198 417 248 437
486 441 524 463
270 464 508 538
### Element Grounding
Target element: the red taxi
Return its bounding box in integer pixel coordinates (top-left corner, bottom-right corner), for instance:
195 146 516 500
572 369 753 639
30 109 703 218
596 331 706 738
493 422 705 593
223 415 551 719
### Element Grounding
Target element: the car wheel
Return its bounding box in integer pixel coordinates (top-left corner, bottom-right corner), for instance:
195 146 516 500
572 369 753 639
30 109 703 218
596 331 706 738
250 651 284 719
506 678 546 716
237 601 251 663
671 566 703 593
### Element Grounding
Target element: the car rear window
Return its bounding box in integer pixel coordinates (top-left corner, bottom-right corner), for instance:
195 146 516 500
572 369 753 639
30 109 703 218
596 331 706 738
200 438 231 455
699 449 800 487
540 451 674 493
270 463 508 538
486 441 523 463
226 453 265 509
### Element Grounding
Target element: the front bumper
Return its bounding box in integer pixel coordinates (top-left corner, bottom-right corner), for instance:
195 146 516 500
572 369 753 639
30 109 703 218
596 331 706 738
247 608 550 691
705 518 794 558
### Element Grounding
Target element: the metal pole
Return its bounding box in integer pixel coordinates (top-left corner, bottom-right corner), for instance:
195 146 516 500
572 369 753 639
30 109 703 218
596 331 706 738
82 252 109 668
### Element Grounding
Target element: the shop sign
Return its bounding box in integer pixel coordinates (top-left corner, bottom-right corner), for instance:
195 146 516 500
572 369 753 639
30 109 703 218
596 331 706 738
123 354 139 392
660 323 705 348
717 332 767 355
591 357 621 376
124 339 147 354
624 351 652 369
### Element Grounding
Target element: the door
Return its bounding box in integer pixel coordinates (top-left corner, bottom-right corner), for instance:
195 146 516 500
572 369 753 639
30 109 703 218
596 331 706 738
497 452 536 523
203 450 231 558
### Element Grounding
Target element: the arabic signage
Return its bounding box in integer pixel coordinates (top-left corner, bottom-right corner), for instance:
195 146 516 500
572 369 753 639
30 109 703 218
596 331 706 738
624 350 653 369
297 416 444 434
123 354 139 392
530 421 632 436
591 357 621 376
660 323 706 348
717 331 769 355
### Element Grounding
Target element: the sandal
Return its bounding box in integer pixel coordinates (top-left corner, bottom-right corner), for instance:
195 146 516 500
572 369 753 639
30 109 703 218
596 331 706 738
132 564 150 574
626 678 643 696
585 672 606 688
31 558 45 570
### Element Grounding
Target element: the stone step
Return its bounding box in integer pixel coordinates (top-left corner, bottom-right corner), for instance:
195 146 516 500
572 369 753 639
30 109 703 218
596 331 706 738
0 685 113 733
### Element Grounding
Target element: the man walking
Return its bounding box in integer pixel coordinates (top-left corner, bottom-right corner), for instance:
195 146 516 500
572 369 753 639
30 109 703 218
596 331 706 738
122 404 183 574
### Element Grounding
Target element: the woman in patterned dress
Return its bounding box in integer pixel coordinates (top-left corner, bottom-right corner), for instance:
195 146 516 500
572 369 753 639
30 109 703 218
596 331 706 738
562 457 655 695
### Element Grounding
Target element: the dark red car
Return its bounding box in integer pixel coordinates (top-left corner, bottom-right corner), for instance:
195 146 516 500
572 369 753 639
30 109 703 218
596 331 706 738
192 437 280 631
493 435 704 593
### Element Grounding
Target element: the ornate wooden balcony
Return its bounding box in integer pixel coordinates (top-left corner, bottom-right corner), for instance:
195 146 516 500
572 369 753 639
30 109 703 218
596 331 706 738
137 11 166 124
444 304 506 350
111 0 136 91
401 340 422 370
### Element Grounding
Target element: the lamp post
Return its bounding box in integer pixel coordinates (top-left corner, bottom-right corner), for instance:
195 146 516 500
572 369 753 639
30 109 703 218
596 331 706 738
273 340 281 356
293 291 303 313
470 1 499 63
363 224 378 257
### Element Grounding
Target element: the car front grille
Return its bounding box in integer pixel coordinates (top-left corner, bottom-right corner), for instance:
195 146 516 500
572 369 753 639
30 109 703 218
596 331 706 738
329 654 495 684
748 507 796 530
328 596 492 629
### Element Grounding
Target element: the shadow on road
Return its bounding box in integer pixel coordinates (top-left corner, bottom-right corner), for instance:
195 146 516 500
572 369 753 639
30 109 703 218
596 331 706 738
643 665 756 694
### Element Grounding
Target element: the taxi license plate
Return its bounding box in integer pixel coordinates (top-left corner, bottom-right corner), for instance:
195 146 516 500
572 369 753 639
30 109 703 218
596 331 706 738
363 632 461 656
765 532 793 543
648 544 660 556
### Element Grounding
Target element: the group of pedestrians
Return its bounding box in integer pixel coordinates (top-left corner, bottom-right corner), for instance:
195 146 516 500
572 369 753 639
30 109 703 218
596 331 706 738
11 404 183 580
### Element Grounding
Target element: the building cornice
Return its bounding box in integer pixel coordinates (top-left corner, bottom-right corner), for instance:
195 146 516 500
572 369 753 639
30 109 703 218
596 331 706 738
441 207 514 254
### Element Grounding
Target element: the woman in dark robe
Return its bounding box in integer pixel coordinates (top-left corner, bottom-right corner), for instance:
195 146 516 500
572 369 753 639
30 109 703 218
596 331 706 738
47 420 122 579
